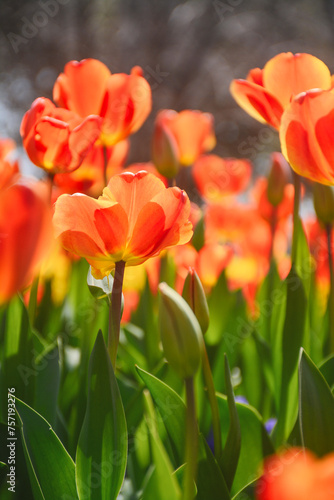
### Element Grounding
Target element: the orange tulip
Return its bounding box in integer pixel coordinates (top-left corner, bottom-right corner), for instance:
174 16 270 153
21 97 102 175
230 52 332 129
0 183 52 304
252 177 295 223
0 138 20 190
153 109 216 167
53 171 193 277
280 88 334 185
53 140 129 198
256 448 334 500
53 59 152 146
193 155 251 200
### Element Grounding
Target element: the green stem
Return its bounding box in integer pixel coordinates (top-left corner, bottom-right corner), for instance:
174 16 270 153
291 172 301 264
266 209 277 341
28 275 39 325
202 347 223 465
183 376 198 500
103 145 109 187
108 260 125 368
326 224 334 353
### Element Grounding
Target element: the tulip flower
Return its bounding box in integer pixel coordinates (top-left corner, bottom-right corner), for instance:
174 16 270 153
280 88 334 185
193 155 251 200
230 52 332 129
153 109 216 167
53 59 152 146
256 447 334 500
53 170 193 278
21 97 102 175
0 183 52 304
0 138 20 190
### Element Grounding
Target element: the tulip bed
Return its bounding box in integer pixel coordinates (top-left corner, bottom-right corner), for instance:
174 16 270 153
1 53 334 500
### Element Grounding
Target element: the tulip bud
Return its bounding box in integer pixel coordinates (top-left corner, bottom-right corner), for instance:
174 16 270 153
158 282 203 379
267 152 291 206
152 121 180 178
182 268 210 334
313 182 334 225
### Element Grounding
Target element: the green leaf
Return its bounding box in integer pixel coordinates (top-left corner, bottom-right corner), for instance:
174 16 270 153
217 394 274 497
136 366 230 499
132 280 160 367
76 330 127 500
299 349 334 455
141 390 181 500
0 297 35 419
319 355 334 390
15 397 78 500
197 436 231 500
274 265 307 444
221 355 241 491
206 273 236 345
136 365 185 464
32 339 60 427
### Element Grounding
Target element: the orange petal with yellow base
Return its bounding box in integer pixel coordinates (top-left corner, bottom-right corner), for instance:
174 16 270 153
53 171 193 275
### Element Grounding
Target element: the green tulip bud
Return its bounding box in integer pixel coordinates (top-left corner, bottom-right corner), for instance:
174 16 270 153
152 120 180 178
159 282 203 379
267 152 290 206
313 182 334 226
182 268 210 334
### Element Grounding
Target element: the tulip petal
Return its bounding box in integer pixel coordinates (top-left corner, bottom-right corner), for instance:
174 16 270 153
100 171 166 234
54 193 116 258
0 184 51 303
53 59 111 116
35 118 71 172
158 110 216 165
126 187 192 261
100 69 152 145
263 52 332 108
230 79 283 129
280 89 334 184
68 115 101 171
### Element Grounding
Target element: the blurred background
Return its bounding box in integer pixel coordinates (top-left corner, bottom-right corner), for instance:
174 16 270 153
1 0 334 176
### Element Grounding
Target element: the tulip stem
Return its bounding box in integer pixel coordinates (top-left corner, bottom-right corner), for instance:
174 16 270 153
202 346 223 465
108 260 125 368
183 376 198 500
103 146 108 187
28 275 39 326
291 172 301 264
326 224 334 353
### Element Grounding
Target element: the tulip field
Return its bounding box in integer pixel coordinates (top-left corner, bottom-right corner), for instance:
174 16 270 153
1 53 334 499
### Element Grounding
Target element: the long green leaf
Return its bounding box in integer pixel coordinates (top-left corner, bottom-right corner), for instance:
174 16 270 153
76 330 127 500
274 265 307 444
141 390 181 500
15 397 78 500
299 349 334 455
217 394 274 497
